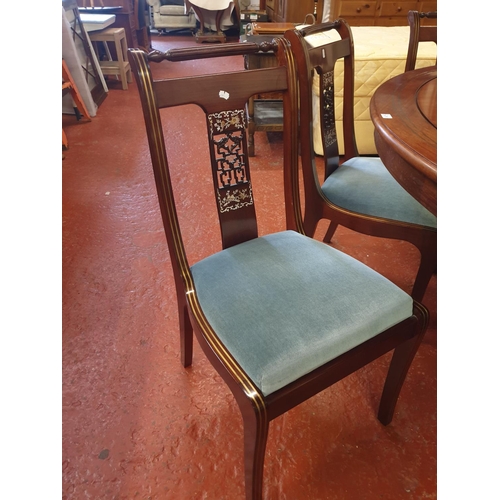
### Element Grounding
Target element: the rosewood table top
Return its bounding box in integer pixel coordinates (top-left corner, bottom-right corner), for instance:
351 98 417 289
370 67 437 216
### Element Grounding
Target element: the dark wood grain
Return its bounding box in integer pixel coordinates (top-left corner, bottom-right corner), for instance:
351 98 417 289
371 67 437 215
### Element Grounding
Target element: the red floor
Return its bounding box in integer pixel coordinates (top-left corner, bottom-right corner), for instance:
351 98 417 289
62 33 436 499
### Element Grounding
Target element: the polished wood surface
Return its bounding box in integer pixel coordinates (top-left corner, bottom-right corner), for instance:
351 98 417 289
371 67 437 215
417 76 437 126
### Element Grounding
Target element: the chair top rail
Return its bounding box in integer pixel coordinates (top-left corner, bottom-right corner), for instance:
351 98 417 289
152 66 288 111
147 41 278 63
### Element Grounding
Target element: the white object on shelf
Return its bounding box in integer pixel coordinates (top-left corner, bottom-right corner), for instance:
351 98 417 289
80 13 116 32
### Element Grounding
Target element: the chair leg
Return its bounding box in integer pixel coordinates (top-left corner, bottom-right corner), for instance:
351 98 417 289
242 407 269 500
323 220 339 243
411 249 437 302
115 33 129 90
377 326 427 425
303 210 320 239
178 300 193 367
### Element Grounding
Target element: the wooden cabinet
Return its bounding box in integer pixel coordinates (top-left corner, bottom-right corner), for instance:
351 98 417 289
327 0 437 26
266 0 325 24
266 0 437 27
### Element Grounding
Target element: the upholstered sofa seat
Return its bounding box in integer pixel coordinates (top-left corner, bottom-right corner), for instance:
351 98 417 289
147 0 197 31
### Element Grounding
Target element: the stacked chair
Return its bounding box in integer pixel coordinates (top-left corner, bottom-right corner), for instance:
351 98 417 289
128 22 432 500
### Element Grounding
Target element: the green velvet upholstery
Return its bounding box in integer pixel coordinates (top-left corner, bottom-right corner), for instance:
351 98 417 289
191 230 413 396
321 157 437 228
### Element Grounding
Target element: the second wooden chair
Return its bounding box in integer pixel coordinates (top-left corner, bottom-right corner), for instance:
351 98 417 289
285 21 437 302
405 10 437 72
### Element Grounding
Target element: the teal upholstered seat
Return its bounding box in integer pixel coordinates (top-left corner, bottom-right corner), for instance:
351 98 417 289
322 157 437 228
191 230 413 396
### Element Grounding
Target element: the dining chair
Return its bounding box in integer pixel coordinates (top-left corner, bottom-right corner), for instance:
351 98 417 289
128 39 429 500
405 10 437 72
284 21 437 303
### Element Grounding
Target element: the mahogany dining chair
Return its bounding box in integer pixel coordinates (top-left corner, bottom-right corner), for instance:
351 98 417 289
128 38 429 499
285 21 437 303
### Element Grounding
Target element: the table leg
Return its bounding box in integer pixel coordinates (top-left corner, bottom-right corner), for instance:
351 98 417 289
190 4 226 43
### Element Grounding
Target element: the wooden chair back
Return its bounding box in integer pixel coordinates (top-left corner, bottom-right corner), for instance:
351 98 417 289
405 10 437 72
285 21 357 187
128 39 301 330
284 22 437 303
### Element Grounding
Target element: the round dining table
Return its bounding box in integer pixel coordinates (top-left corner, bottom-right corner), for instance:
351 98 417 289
370 67 437 216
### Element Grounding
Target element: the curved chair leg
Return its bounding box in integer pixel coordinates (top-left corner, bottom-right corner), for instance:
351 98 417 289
411 249 437 302
242 406 269 500
377 306 428 425
323 220 339 243
303 210 320 241
178 300 193 367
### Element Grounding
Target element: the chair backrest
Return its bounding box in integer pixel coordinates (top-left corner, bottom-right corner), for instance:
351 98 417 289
405 10 437 72
284 21 357 197
128 39 300 300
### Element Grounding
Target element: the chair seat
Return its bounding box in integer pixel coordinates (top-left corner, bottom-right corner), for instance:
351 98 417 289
322 157 437 228
191 230 413 396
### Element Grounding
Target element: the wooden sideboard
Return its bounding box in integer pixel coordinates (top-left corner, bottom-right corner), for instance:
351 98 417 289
324 0 437 26
264 0 436 26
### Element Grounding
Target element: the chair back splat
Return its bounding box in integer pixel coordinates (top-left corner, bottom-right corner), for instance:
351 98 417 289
129 39 429 500
285 21 437 303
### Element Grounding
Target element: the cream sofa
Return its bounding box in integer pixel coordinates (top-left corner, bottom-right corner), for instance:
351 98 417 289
147 0 197 32
311 26 437 156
